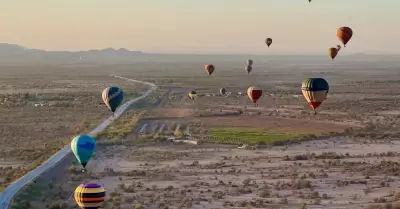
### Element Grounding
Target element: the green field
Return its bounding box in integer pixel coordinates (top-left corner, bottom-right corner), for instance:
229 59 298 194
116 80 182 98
206 128 317 145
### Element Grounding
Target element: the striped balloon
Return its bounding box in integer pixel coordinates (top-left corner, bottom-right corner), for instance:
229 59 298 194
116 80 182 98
74 183 105 209
102 87 124 112
301 78 329 110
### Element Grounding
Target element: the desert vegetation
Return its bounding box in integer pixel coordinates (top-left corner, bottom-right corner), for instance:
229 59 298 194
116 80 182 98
0 66 148 191
13 137 400 209
5 56 400 208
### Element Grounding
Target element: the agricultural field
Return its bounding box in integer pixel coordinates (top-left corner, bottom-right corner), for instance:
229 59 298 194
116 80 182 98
6 54 400 209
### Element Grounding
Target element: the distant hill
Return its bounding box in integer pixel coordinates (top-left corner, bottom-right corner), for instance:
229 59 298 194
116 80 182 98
0 43 399 65
0 43 146 64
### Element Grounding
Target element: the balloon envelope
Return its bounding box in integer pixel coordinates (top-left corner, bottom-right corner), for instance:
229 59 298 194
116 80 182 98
265 38 272 47
247 86 263 103
102 87 124 113
75 183 105 209
337 27 353 46
205 64 215 75
220 88 226 96
301 78 329 110
328 48 338 60
71 135 96 168
245 65 253 74
336 45 341 52
188 91 197 100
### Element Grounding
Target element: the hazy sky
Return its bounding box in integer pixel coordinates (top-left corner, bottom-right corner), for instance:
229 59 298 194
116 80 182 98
1 0 399 54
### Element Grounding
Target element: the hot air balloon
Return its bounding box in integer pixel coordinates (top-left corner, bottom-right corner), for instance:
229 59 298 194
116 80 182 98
220 88 226 96
245 65 253 74
74 183 105 209
265 38 272 48
247 86 263 104
337 27 353 47
247 59 253 66
188 90 197 101
205 64 215 76
71 135 96 170
336 45 341 52
102 87 124 114
328 48 338 60
301 78 329 111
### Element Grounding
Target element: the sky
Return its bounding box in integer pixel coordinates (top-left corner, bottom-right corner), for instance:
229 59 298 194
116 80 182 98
0 0 399 54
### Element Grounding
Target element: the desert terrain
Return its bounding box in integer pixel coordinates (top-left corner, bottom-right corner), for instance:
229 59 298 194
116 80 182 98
0 65 154 190
4 54 400 209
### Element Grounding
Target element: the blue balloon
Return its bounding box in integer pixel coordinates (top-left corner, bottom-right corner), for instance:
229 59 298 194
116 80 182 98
71 135 96 168
102 87 124 112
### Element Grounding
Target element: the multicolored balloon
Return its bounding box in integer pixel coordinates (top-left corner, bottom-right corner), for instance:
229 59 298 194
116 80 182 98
102 87 124 113
74 183 105 209
205 64 215 76
328 47 338 60
71 135 96 169
337 27 353 47
188 90 197 100
301 78 329 110
245 65 253 74
247 86 263 104
265 38 273 48
220 88 226 96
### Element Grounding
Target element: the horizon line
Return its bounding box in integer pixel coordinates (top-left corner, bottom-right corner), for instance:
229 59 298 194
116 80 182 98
2 43 400 56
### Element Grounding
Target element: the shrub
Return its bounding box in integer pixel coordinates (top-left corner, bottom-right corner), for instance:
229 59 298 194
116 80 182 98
49 201 67 209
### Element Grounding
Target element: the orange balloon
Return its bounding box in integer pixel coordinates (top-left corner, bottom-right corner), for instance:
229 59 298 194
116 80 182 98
328 48 338 60
205 64 215 76
337 27 353 47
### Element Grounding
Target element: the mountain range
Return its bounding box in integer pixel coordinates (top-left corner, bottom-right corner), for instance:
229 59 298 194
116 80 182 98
0 43 146 64
0 43 399 65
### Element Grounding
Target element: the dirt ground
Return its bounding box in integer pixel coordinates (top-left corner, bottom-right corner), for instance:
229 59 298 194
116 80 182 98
6 55 400 209
149 108 355 133
53 137 400 209
0 65 149 189
0 73 147 160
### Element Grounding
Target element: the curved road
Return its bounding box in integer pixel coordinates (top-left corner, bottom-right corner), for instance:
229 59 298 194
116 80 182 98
0 75 157 209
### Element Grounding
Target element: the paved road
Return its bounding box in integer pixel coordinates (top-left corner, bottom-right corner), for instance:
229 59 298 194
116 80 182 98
0 75 157 209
